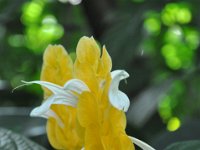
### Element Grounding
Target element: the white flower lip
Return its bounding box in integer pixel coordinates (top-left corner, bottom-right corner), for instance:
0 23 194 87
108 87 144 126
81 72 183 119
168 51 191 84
64 79 90 94
22 79 89 122
109 70 130 112
30 95 65 127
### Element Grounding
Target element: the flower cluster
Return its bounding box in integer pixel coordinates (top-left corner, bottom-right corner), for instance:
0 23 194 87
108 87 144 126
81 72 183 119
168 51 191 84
23 36 154 150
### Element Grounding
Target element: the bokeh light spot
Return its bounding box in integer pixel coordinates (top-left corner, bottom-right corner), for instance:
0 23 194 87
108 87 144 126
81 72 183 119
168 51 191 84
144 17 161 35
161 44 176 58
185 29 200 50
161 3 179 26
8 34 25 47
161 44 182 70
164 26 183 43
176 7 192 24
23 14 64 53
167 117 181 132
21 0 45 25
159 96 172 121
166 57 182 70
42 15 57 24
25 26 41 51
161 3 192 26
39 15 64 40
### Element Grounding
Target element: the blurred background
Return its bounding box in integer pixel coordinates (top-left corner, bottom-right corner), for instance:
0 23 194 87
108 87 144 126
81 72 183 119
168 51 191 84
0 0 200 149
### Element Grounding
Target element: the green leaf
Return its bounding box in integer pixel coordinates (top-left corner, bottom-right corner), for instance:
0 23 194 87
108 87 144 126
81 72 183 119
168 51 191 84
164 140 200 150
0 128 47 150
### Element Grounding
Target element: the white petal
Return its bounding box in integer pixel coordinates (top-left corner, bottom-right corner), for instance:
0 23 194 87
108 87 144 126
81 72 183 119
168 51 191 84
30 95 55 117
63 79 90 94
30 94 78 127
30 96 64 127
41 109 64 128
30 95 77 117
129 136 155 150
22 80 66 95
110 90 130 112
48 109 64 127
109 70 130 112
110 70 129 89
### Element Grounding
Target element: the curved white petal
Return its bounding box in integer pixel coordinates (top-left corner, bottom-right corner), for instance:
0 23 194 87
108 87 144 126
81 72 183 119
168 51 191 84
22 80 81 100
109 70 130 112
26 79 90 127
30 95 55 117
22 80 66 95
37 108 64 127
27 79 89 118
110 70 129 88
29 79 89 121
30 96 65 127
44 109 64 128
30 94 78 127
63 79 90 94
30 95 77 117
129 136 155 150
110 90 130 112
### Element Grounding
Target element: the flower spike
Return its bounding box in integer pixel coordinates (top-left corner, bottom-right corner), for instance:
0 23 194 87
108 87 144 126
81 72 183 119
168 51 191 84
17 37 157 150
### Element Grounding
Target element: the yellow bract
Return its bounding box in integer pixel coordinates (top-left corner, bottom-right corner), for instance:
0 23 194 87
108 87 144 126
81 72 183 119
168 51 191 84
41 45 73 98
41 45 82 150
40 36 134 150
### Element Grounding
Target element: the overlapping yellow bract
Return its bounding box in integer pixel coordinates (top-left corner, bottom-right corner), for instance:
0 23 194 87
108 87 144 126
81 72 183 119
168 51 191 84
41 45 73 98
40 36 134 150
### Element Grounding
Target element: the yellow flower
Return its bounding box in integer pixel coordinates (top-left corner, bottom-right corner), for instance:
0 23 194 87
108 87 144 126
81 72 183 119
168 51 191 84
22 36 155 150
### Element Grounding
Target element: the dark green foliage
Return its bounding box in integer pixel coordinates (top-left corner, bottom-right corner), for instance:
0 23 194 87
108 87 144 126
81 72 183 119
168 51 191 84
0 128 46 150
